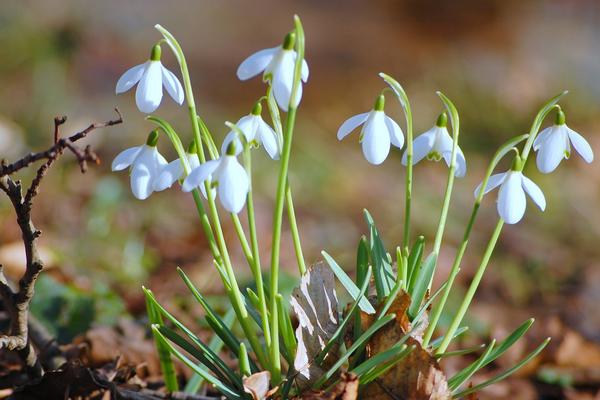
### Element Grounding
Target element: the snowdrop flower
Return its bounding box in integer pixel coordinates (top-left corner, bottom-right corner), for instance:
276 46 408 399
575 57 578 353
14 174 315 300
337 95 404 165
154 142 200 191
182 142 249 213
115 44 184 114
221 103 281 159
533 110 593 173
237 32 309 112
401 113 467 177
474 157 546 224
111 130 168 200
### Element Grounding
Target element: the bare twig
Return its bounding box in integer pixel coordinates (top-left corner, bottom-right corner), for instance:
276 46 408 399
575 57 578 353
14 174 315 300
0 110 123 377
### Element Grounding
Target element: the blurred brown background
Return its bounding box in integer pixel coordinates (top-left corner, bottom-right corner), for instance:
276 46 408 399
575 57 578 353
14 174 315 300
0 0 599 397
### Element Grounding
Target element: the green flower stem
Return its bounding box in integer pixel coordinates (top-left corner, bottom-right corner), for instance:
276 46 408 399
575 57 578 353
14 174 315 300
286 184 307 275
156 25 268 369
268 15 305 384
243 145 272 349
436 219 504 354
230 214 254 267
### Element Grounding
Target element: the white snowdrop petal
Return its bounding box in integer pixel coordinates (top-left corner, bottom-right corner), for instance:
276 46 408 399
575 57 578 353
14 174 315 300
568 128 594 163
161 66 185 105
154 159 184 192
402 128 436 165
521 175 546 211
236 115 259 142
473 172 506 198
135 61 164 113
115 63 146 94
218 157 249 213
237 47 278 80
188 153 200 170
257 120 281 160
533 126 553 151
337 113 369 140
221 131 244 156
130 163 154 200
272 52 296 111
385 116 404 149
362 112 390 165
301 59 309 82
454 147 467 178
536 128 568 173
497 172 527 224
111 146 142 171
182 160 220 192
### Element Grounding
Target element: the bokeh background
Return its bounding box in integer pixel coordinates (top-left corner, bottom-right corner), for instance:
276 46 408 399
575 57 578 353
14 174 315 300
1 0 599 398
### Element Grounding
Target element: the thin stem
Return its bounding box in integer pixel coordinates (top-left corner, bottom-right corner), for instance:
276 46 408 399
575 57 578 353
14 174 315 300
403 104 413 249
286 184 307 275
436 219 503 354
231 214 254 267
244 146 271 348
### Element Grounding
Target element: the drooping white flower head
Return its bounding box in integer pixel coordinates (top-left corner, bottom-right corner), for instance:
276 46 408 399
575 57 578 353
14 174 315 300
474 157 546 224
533 110 594 174
182 142 250 214
337 94 404 165
401 112 467 177
115 44 184 114
237 32 309 112
111 130 168 200
221 103 281 160
154 141 200 192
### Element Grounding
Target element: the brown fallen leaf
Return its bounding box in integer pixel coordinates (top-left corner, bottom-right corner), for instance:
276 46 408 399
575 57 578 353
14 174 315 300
291 262 340 389
298 372 359 400
244 371 271 400
362 290 451 400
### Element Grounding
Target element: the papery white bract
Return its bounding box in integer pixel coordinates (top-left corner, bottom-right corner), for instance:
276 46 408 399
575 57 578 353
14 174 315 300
116 44 184 114
182 154 249 214
237 33 309 112
337 95 404 165
111 132 168 200
401 114 467 177
533 112 593 173
474 170 546 224
222 109 281 160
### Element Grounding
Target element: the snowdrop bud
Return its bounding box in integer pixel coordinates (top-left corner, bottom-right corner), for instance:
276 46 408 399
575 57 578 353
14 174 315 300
150 44 162 61
555 109 566 125
436 112 448 128
251 101 262 116
146 130 160 146
374 94 385 111
282 32 296 50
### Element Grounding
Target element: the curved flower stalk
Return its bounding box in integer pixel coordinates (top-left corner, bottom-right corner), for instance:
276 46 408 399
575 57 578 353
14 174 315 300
116 44 184 114
221 103 281 160
337 94 404 165
402 112 467 177
534 109 594 173
475 162 546 224
237 32 309 111
111 130 168 200
182 142 250 214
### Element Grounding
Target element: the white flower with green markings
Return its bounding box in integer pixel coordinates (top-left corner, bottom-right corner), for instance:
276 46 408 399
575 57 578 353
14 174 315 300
111 130 167 200
116 44 184 114
237 32 309 112
337 95 404 165
182 142 249 213
534 110 593 173
402 112 467 177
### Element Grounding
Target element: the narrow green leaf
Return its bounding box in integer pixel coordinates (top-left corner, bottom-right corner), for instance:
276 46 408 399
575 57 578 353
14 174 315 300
454 338 551 398
321 251 376 314
277 294 296 364
435 344 486 359
317 266 372 365
314 314 396 389
408 252 437 319
448 340 496 390
413 280 448 326
430 326 469 350
238 343 251 377
151 325 242 400
354 236 370 342
364 210 395 300
377 277 404 320
406 236 425 292
360 345 414 384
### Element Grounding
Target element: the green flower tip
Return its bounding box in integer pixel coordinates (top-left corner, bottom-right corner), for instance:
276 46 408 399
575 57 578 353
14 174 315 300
510 153 523 171
283 32 296 50
226 140 237 156
436 112 448 128
556 109 566 126
187 140 197 154
251 101 262 116
150 44 162 61
146 130 160 146
374 94 385 111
